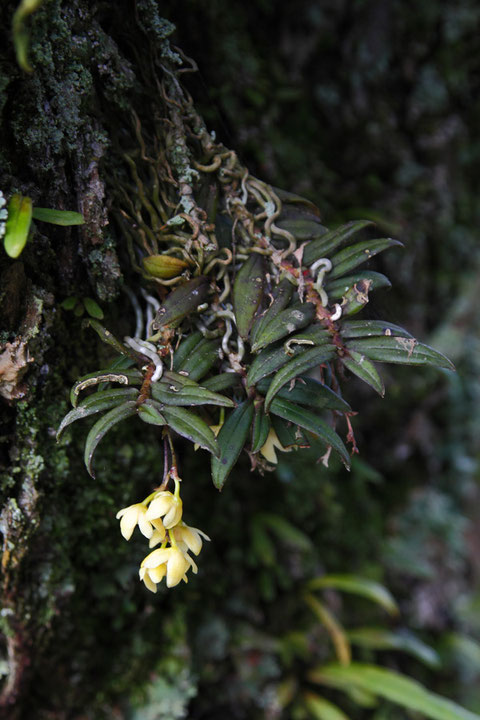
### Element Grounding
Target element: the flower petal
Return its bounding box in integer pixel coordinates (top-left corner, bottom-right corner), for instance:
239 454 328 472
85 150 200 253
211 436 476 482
119 506 140 540
146 494 174 520
142 548 171 568
149 564 167 583
149 529 166 548
138 510 154 539
166 548 189 587
162 498 182 529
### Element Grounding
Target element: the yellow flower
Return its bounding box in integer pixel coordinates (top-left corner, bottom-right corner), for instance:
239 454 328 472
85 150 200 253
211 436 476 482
146 490 182 529
140 546 195 590
260 428 291 464
116 503 156 541
172 522 210 556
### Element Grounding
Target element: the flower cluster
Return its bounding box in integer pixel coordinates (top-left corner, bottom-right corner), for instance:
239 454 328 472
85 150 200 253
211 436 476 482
116 476 209 591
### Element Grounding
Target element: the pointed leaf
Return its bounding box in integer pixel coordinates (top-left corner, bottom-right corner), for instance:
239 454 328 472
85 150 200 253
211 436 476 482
343 351 384 396
152 276 209 329
57 388 138 440
151 376 233 407
233 254 265 339
309 663 480 720
276 217 326 240
162 406 219 456
203 373 241 392
247 342 307 388
260 513 313 552
264 345 336 411
307 575 398 615
251 406 271 453
211 400 254 489
270 397 350 467
252 301 316 352
303 220 374 266
173 331 203 370
330 238 403 279
326 271 391 300
346 337 454 370
32 207 84 225
84 401 137 477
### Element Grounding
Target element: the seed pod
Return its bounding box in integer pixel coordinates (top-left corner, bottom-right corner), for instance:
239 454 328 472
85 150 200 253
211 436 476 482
142 254 189 279
152 276 209 329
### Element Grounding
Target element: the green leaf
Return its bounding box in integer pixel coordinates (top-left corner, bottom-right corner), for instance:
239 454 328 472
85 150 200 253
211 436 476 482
341 320 413 339
307 575 398 615
309 663 480 720
270 397 350 467
179 337 220 381
152 277 209 329
138 399 166 426
305 593 351 665
264 345 336 411
83 298 104 319
250 278 294 348
61 296 78 311
233 253 265 339
348 628 440 668
273 186 322 218
251 406 271 453
326 271 391 300
247 342 306 388
32 207 84 225
172 331 204 371
84 401 137 477
57 388 138 440
258 377 350 412
330 238 403 279
303 220 374 266
251 301 316 352
276 217 326 240
303 693 351 720
271 415 306 449
343 351 384 396
151 376 234 407
346 337 455 370
211 401 254 489
163 406 219 456
4 193 32 258
202 373 241 392
70 369 143 407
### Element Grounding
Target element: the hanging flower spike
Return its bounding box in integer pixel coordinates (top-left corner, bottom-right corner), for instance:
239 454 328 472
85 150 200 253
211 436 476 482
116 502 157 540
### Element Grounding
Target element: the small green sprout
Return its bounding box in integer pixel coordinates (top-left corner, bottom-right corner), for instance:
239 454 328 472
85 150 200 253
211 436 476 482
61 297 104 319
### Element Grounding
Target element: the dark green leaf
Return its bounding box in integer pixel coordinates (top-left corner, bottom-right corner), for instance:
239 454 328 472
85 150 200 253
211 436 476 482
233 254 265 339
163 406 219 455
348 628 440 668
264 345 336 411
303 220 374 266
271 415 306 449
84 401 137 477
346 337 455 370
151 376 234 407
203 373 241 392
276 217 326 240
343 351 384 396
211 401 254 489
330 238 403 279
251 405 271 453
32 207 84 225
61 296 78 310
251 301 316 352
247 343 307 388
152 276 209 329
270 397 350 467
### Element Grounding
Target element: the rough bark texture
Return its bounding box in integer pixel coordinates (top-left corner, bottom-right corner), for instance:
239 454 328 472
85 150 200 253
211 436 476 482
1 1 479 718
